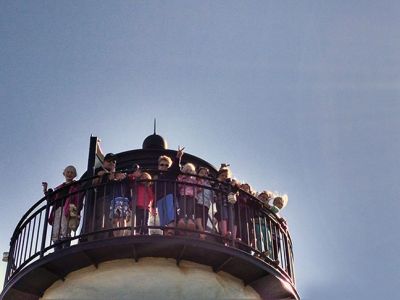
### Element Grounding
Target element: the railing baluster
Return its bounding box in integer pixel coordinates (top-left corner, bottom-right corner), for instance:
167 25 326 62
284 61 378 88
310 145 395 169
91 188 97 234
172 180 177 229
237 197 242 242
279 230 284 266
24 221 31 262
244 204 250 245
267 218 273 259
35 210 43 254
251 206 256 251
18 227 26 267
4 236 17 285
290 239 296 284
40 199 51 257
283 232 291 278
262 216 268 256
29 215 37 257
12 235 20 274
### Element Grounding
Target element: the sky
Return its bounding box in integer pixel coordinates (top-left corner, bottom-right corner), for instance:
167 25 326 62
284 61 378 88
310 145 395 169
1 1 399 299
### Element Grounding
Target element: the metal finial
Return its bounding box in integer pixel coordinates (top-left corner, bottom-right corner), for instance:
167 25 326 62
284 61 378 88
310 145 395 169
154 118 156 134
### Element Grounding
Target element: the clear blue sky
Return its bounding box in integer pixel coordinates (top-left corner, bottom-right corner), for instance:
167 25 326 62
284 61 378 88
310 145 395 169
1 1 399 299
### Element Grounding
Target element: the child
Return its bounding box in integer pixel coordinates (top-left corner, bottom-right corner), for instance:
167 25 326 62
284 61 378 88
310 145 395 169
266 193 289 231
129 169 155 235
177 163 197 232
93 153 127 238
43 165 80 250
257 190 274 206
109 196 130 237
195 167 214 239
267 194 288 264
214 164 236 239
269 194 288 215
108 176 130 238
236 182 254 243
254 190 275 257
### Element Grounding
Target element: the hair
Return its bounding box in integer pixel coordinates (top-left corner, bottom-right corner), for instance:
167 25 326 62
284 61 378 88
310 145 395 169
217 166 232 179
257 190 273 203
259 190 273 197
240 182 253 194
181 163 196 175
231 178 240 186
158 155 172 166
140 172 152 180
63 165 77 177
274 194 288 209
198 167 209 175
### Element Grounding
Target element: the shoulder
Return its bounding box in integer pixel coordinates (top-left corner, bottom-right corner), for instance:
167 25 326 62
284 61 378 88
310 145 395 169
95 167 105 175
54 183 66 190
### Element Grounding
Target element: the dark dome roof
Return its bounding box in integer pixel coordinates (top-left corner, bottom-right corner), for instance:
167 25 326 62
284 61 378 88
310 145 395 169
142 134 168 150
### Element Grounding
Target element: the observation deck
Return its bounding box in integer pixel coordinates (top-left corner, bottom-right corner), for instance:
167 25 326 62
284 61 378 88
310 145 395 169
1 135 299 300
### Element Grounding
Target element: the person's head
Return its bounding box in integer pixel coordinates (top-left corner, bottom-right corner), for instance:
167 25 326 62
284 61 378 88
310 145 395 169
198 167 209 177
63 165 77 182
257 190 273 204
240 183 252 194
140 172 151 180
103 153 117 172
140 172 152 185
231 178 240 187
158 155 172 171
273 194 288 210
181 163 196 175
217 166 232 182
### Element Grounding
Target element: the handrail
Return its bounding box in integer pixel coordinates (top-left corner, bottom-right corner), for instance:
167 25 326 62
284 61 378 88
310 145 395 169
10 176 96 240
3 173 295 288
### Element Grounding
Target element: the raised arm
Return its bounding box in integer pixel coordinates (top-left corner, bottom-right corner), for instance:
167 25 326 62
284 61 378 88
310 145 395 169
170 146 185 175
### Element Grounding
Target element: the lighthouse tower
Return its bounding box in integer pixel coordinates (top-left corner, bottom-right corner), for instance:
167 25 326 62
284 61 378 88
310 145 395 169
1 134 299 300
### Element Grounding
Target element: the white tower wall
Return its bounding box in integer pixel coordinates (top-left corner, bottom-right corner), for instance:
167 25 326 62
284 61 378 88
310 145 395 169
41 258 261 300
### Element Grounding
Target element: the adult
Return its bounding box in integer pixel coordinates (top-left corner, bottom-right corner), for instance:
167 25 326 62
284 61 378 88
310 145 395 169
153 146 184 234
92 153 127 238
43 165 81 250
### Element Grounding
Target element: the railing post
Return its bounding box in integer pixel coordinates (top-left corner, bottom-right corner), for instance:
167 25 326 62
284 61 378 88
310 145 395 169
80 187 93 237
228 203 234 246
81 136 97 237
40 197 51 258
283 232 292 280
131 181 137 235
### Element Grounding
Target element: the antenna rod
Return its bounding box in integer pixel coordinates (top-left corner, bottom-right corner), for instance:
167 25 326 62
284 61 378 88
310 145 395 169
154 118 156 134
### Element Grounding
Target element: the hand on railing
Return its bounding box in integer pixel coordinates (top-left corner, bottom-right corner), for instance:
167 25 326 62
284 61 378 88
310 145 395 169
279 218 288 231
94 170 127 183
114 172 127 181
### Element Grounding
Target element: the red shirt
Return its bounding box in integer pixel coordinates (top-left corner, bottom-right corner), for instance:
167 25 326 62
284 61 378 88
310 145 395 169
133 184 154 209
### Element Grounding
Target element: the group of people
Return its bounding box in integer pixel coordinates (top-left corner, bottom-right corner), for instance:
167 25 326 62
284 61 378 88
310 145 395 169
43 146 288 256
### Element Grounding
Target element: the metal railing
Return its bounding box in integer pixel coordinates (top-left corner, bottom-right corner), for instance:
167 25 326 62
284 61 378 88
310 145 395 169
3 172 295 287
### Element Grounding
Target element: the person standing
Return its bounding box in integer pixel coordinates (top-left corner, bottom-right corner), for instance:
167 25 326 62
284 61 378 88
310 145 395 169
92 153 127 238
153 146 184 235
43 165 80 250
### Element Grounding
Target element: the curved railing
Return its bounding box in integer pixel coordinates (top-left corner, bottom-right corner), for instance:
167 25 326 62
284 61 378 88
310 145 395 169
3 172 295 289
